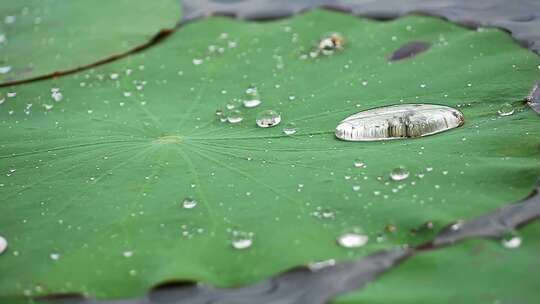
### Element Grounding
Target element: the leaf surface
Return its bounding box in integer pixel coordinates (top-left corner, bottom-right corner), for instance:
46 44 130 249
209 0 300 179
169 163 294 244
0 0 181 84
0 9 539 300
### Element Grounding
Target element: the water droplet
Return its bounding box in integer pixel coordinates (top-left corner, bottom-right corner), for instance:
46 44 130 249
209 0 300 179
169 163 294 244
0 66 11 74
501 231 521 249
243 86 261 108
337 233 368 248
232 237 253 250
0 236 7 255
226 109 243 124
353 158 365 168
50 253 60 261
256 110 281 128
192 58 203 65
282 122 298 135
182 197 197 209
308 259 336 271
123 251 134 258
335 104 464 141
390 167 409 181
497 103 514 117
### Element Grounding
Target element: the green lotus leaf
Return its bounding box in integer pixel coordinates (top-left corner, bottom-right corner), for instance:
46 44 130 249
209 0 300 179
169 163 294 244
0 0 181 85
335 222 540 304
0 9 539 301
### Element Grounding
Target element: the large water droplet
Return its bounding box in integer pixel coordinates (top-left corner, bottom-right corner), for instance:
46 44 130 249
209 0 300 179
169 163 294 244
0 236 7 255
182 197 197 209
335 104 464 141
256 110 281 128
497 103 514 117
282 122 298 135
390 167 409 181
337 233 368 248
231 232 253 250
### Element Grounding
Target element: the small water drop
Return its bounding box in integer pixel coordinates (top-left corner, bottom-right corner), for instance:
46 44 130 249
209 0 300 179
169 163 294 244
0 236 7 255
353 158 365 168
501 231 521 249
226 109 243 124
243 86 262 108
50 253 60 261
390 167 409 181
232 237 252 250
497 103 514 117
192 58 203 65
182 197 197 209
308 259 336 271
123 251 134 258
282 122 298 135
0 66 11 74
256 110 281 128
337 233 368 248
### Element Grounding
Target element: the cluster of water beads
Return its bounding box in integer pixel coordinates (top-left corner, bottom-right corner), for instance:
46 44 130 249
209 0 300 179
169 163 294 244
311 207 336 220
497 102 515 117
182 197 198 209
337 232 369 248
0 236 7 255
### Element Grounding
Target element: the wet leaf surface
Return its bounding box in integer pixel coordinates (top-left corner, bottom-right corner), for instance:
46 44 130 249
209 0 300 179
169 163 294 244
0 9 539 301
0 0 181 85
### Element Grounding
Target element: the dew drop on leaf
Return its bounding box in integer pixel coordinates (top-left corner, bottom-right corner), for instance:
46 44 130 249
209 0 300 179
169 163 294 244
501 231 522 249
256 110 281 128
282 122 297 135
226 109 243 124
243 86 261 108
497 103 515 117
182 197 197 209
0 66 11 74
337 232 368 248
231 235 253 250
0 235 7 255
353 158 365 168
390 167 410 181
49 253 60 261
336 104 464 141
308 259 336 271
